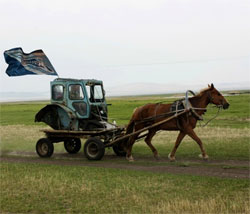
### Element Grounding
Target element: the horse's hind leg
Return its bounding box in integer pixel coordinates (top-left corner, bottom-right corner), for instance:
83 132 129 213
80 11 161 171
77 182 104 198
168 131 186 161
144 130 158 159
186 128 209 160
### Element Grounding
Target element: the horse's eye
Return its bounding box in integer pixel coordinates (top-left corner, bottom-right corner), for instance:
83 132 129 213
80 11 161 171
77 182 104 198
218 93 221 96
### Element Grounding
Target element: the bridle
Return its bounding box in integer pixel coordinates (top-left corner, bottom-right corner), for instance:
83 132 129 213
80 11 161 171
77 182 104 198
185 90 222 123
207 91 214 103
196 90 223 127
207 90 223 108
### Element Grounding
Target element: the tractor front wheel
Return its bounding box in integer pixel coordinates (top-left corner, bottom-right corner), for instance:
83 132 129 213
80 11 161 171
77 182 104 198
36 138 54 158
84 137 105 160
64 138 81 154
113 142 126 157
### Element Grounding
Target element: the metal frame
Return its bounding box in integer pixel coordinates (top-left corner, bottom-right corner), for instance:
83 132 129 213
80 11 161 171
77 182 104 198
41 109 189 148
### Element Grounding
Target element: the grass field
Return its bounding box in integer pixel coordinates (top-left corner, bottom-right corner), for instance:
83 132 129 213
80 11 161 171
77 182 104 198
1 162 248 214
0 93 250 213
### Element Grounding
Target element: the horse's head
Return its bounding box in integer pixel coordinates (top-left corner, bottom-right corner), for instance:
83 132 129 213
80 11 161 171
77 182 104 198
207 84 230 109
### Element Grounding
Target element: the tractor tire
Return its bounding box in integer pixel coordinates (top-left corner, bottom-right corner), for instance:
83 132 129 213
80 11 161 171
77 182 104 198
36 138 54 158
64 138 81 154
113 143 126 157
84 137 105 160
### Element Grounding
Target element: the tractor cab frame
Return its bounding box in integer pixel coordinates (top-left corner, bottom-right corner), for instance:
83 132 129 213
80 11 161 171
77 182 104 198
35 78 109 131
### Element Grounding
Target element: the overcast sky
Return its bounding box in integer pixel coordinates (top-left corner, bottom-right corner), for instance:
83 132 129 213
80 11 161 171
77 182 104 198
0 0 249 97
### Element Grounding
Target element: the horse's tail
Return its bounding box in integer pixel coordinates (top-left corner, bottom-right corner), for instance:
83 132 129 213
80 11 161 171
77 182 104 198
125 107 139 136
119 119 135 152
126 120 135 135
120 107 139 151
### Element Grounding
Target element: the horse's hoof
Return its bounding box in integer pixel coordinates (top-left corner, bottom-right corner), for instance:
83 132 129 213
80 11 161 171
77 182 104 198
199 154 209 161
126 155 134 162
154 155 160 161
168 153 176 162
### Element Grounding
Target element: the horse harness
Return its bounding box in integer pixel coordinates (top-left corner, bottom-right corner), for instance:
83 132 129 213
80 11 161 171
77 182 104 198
134 90 219 129
170 99 203 130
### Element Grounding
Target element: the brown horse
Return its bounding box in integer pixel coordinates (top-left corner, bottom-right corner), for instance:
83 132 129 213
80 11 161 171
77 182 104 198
124 84 230 161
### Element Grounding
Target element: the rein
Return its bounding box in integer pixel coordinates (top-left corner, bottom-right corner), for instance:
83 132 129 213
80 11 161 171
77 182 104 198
199 106 222 127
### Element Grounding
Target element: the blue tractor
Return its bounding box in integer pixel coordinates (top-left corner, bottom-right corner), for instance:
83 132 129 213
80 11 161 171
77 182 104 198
35 78 125 160
36 78 109 130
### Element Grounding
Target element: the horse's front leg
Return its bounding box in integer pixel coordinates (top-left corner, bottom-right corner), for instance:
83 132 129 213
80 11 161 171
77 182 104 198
168 131 186 161
144 129 158 159
126 135 138 162
186 128 209 160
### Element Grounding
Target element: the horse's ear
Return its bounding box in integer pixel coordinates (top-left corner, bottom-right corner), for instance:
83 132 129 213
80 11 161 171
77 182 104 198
211 83 214 89
208 84 211 88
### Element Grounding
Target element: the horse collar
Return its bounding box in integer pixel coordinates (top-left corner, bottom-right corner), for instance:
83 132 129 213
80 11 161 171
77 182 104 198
185 100 203 120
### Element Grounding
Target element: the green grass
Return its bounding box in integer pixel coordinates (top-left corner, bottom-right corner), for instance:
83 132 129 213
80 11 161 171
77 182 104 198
204 95 250 128
132 129 250 161
0 93 249 213
0 101 48 126
0 125 249 160
1 94 249 128
1 162 249 214
109 94 250 128
0 95 249 160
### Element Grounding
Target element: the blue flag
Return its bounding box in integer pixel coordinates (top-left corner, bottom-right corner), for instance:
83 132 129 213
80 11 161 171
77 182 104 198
4 47 57 76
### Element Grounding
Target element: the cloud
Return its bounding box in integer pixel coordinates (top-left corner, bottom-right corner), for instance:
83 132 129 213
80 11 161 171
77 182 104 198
0 0 249 96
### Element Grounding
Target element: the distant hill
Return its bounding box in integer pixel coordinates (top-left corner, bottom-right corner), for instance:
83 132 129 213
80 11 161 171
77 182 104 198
0 81 249 101
0 91 50 102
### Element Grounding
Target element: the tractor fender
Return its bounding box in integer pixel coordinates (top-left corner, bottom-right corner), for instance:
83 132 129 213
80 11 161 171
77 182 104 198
35 104 78 130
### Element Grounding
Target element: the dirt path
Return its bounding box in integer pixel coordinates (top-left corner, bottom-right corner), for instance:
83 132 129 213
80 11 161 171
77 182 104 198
1 152 249 179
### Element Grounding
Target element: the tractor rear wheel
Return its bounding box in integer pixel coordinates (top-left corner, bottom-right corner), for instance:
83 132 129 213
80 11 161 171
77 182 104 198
64 138 81 154
36 138 54 158
84 137 105 160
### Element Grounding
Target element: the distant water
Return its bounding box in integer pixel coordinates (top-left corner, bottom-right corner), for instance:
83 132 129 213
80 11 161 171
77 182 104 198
0 92 50 102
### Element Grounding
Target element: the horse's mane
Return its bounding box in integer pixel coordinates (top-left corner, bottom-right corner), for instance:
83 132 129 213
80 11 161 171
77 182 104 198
194 87 211 97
